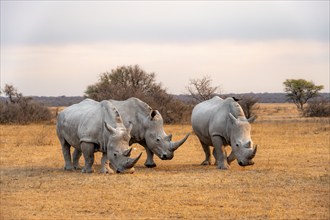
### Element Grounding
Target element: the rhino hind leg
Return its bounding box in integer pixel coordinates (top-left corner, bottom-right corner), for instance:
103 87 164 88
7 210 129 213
72 149 82 170
144 147 157 168
212 148 218 166
60 138 74 171
81 142 95 173
200 142 211 166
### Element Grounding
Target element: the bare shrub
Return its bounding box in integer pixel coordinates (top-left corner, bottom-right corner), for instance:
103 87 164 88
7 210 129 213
0 84 52 124
186 75 219 102
303 97 330 117
85 65 189 123
237 95 259 119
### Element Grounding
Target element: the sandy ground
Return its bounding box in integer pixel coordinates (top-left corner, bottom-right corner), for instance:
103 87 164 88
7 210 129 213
0 104 329 219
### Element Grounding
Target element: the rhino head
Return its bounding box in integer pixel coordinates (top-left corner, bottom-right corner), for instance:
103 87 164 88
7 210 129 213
228 113 257 166
143 110 190 160
104 119 142 173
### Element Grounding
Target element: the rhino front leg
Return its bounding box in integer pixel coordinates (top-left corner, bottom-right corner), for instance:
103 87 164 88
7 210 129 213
72 149 82 170
201 142 211 165
227 151 236 165
144 147 156 168
60 139 73 171
100 153 114 174
211 135 229 170
80 142 95 173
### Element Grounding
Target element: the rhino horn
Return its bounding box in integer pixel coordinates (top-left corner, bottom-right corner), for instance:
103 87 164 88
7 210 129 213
253 145 258 156
250 145 258 159
124 152 142 169
170 133 190 152
123 147 133 157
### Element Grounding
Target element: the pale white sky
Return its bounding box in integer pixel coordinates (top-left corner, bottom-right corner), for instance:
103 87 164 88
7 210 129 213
1 1 329 96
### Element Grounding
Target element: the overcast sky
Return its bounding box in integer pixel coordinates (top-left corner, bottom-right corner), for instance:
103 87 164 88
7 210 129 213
1 1 329 96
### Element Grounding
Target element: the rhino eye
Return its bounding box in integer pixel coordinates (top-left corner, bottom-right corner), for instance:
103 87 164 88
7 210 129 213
236 144 239 147
156 138 160 142
114 153 117 157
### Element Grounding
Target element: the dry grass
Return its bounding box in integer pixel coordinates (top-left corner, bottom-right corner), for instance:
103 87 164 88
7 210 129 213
0 103 329 219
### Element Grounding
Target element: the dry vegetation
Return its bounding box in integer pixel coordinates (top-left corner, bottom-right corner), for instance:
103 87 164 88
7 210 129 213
1 103 329 219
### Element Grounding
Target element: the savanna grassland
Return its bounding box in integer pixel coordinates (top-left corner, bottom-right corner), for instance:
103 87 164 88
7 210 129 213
0 103 329 220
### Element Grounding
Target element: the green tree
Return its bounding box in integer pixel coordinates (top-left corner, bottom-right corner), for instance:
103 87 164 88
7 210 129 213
283 79 324 111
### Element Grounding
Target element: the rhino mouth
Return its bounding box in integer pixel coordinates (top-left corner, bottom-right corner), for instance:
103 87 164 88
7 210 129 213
160 153 174 160
238 160 255 166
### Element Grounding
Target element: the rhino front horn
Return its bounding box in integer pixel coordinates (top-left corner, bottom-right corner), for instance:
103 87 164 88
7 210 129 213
170 133 190 152
125 152 142 169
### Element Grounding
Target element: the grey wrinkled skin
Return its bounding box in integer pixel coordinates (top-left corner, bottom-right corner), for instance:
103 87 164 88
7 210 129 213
110 98 190 168
56 99 142 174
191 97 257 170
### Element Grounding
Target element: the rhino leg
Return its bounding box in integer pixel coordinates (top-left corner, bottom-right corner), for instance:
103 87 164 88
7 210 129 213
100 153 114 174
144 147 156 168
81 142 95 173
60 139 74 171
227 151 236 165
212 136 229 170
200 142 211 166
72 149 82 170
212 148 217 166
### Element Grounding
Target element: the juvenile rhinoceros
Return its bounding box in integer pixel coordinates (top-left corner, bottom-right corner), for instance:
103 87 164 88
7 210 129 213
110 97 190 168
191 96 257 169
56 99 142 174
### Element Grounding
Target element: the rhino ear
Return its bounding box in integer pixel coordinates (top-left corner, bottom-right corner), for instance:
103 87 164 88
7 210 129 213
104 122 117 135
228 113 237 124
127 121 133 133
247 115 256 123
113 108 122 124
150 110 157 120
164 134 172 141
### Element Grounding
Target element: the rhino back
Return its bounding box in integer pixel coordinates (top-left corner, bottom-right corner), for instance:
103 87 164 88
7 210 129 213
57 99 115 148
111 97 151 141
192 97 232 144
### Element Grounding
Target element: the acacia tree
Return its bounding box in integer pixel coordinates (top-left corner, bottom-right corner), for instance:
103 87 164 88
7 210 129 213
283 79 323 111
186 75 219 102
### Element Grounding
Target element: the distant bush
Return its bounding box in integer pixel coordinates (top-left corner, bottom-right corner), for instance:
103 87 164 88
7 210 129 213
303 97 330 117
0 84 52 124
85 65 190 124
237 95 259 119
221 94 259 120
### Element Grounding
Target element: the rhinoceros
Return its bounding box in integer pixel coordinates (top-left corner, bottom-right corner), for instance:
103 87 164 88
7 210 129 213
110 97 190 168
56 99 142 174
191 96 257 169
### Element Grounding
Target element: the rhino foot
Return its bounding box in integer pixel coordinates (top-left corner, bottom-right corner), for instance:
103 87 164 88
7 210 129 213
201 160 211 166
217 163 229 170
100 167 114 174
64 165 74 171
82 167 95 173
74 165 82 170
144 163 157 168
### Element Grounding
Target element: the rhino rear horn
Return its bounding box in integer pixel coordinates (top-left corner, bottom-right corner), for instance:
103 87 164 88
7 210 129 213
123 147 133 157
125 152 142 169
170 133 190 152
